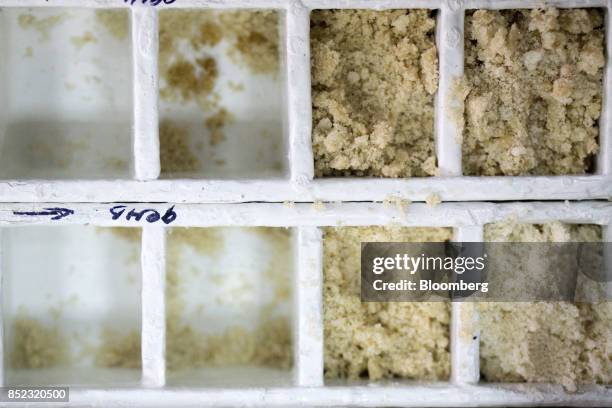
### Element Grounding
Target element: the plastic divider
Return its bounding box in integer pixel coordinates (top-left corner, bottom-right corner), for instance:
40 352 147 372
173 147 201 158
141 226 166 387
132 6 160 181
451 226 481 384
598 3 612 175
287 3 315 184
436 1 464 177
294 227 324 386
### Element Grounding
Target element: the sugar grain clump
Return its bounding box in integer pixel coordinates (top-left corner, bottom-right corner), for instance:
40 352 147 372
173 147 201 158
324 226 452 380
462 9 604 175
311 10 439 178
480 221 611 391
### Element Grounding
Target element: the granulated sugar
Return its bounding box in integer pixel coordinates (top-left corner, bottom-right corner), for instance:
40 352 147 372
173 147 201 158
311 10 438 178
462 9 604 175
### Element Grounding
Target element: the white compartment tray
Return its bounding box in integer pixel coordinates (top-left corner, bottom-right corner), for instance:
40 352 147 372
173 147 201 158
0 0 609 202
0 201 610 407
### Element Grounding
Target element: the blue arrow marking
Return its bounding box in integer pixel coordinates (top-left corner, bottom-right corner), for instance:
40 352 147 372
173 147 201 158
13 208 74 221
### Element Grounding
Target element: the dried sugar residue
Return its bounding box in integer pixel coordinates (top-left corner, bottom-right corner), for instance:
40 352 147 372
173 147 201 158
206 108 234 147
166 227 226 346
10 312 140 371
70 31 97 50
160 120 202 174
27 140 74 170
383 196 411 214
165 227 292 371
95 9 130 41
323 226 452 380
167 315 292 371
249 228 292 307
159 10 279 76
426 193 441 207
161 56 219 106
48 296 79 322
312 200 326 211
462 9 604 176
103 157 129 172
158 10 280 176
98 227 142 243
485 220 602 243
10 315 68 369
159 9 279 105
311 10 438 178
94 328 141 369
18 13 66 40
25 136 93 172
168 227 225 256
480 221 610 392
228 80 245 92
219 11 280 75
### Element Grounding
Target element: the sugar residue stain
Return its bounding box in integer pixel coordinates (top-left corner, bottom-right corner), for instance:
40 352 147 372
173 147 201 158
95 9 130 41
10 315 68 369
161 57 219 105
159 121 202 174
70 31 97 50
158 10 280 176
206 108 234 147
94 328 141 369
18 13 66 40
165 227 293 371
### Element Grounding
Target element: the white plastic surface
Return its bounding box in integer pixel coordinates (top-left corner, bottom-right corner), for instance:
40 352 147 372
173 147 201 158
0 7 133 180
0 0 610 407
141 226 165 387
133 7 160 181
162 227 294 387
0 201 611 406
1 225 142 386
0 0 607 201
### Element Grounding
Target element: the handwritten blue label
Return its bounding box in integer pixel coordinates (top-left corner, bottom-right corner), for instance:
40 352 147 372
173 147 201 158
110 205 177 225
124 0 177 6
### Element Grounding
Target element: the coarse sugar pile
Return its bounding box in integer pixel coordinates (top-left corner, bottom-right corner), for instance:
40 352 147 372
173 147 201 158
311 10 439 178
461 8 604 175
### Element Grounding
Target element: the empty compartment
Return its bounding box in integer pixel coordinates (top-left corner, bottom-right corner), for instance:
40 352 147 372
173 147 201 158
310 10 439 178
158 10 287 179
0 8 133 179
1 226 142 386
461 8 605 176
479 221 611 391
165 227 294 387
322 226 451 383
